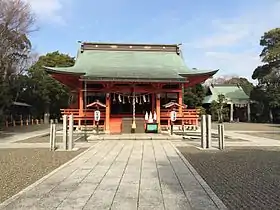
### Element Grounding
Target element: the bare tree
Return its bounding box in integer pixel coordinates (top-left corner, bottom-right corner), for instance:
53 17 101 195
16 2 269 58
0 0 36 77
204 74 237 86
0 0 36 121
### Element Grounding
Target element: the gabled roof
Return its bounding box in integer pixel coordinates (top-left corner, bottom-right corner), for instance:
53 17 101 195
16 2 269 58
86 100 106 108
45 42 218 82
203 84 249 104
162 101 187 108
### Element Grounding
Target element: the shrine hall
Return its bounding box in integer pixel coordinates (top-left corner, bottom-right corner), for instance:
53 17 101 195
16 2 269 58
44 42 218 133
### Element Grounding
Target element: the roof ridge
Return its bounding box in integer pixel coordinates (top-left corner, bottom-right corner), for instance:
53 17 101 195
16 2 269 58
82 42 180 47
80 42 181 53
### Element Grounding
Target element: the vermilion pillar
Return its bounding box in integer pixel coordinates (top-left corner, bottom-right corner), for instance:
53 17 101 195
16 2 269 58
156 93 161 128
78 81 84 117
178 89 183 116
105 93 110 133
79 89 84 116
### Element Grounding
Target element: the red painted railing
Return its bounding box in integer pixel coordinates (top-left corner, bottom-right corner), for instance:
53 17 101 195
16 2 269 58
60 108 200 129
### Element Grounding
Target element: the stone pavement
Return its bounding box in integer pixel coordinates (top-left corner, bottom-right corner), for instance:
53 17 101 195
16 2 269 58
0 140 226 210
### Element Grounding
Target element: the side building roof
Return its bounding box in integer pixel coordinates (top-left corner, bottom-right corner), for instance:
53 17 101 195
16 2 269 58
44 42 218 82
203 84 250 104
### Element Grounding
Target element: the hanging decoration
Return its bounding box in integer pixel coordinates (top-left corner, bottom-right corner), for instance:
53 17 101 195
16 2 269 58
142 95 146 103
113 93 116 103
112 93 152 105
122 95 125 104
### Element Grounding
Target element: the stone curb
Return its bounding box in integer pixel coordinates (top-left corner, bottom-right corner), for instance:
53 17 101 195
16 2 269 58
0 141 101 209
170 142 228 210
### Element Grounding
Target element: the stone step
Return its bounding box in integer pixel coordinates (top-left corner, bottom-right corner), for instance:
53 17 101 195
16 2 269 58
87 134 179 141
122 118 145 133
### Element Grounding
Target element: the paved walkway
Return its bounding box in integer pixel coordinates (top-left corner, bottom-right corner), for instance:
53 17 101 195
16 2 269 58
219 130 280 147
0 140 226 210
0 129 50 143
172 129 280 148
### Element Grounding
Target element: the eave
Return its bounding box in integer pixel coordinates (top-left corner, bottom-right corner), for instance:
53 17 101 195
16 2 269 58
179 69 219 78
79 76 187 83
43 66 85 76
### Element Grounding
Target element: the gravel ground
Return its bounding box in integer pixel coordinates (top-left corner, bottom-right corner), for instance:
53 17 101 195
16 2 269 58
178 146 280 210
241 132 280 140
0 148 87 203
211 122 280 131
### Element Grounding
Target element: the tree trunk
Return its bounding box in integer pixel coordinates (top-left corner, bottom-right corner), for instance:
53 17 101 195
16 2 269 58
44 103 50 124
269 109 273 123
0 108 5 128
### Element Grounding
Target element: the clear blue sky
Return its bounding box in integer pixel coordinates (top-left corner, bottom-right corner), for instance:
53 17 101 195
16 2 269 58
28 0 280 80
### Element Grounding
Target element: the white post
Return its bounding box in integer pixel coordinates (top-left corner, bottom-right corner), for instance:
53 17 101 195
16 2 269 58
49 122 53 151
52 124 56 151
68 114 74 150
218 124 225 150
206 115 212 148
247 103 251 122
63 115 68 150
230 103 234 122
200 115 206 149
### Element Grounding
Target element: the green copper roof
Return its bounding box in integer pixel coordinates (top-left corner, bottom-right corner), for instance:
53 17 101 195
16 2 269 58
45 45 218 81
203 84 250 104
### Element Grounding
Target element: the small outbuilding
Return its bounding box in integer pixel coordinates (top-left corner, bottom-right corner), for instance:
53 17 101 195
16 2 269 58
203 84 251 122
